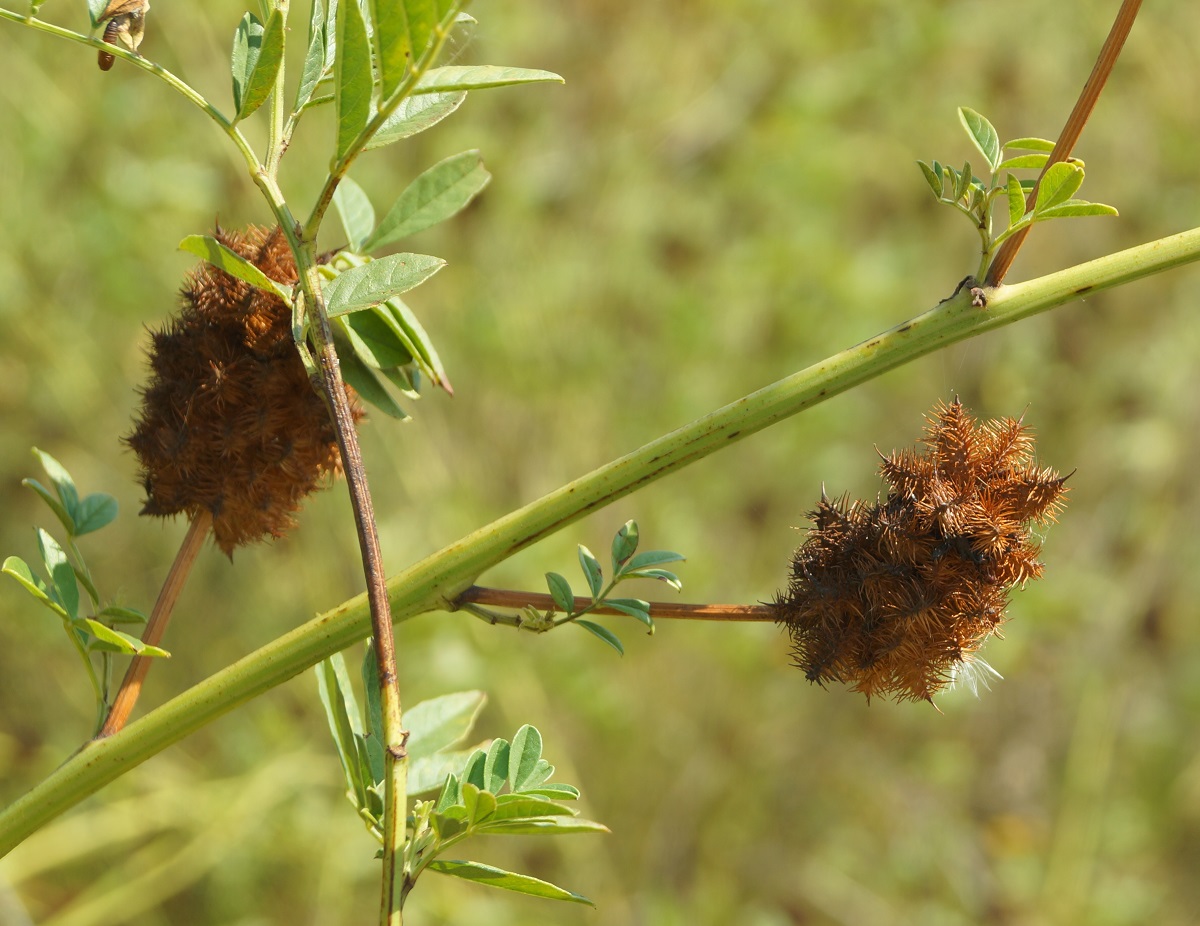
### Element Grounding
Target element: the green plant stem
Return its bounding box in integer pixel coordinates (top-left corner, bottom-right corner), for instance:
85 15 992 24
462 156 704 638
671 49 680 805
5 224 1200 854
64 535 110 709
63 618 104 732
97 510 212 738
264 0 289 176
0 9 262 176
254 164 409 926
456 586 775 623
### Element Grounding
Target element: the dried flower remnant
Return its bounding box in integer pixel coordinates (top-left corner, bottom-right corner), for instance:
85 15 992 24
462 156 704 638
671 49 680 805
127 225 361 555
773 400 1068 704
96 0 150 71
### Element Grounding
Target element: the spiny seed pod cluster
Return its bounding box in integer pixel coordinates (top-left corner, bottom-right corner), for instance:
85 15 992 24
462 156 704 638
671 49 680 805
773 399 1068 704
127 225 361 555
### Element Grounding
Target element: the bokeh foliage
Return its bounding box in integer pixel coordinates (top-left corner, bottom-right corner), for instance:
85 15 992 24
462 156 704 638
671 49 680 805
2 1 1200 923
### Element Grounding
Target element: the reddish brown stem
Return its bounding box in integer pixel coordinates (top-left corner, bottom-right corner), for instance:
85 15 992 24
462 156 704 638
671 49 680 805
457 585 776 622
985 0 1143 287
96 509 212 738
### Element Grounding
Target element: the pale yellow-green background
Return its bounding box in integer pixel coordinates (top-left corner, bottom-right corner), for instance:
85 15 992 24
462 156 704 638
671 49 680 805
2 2 1200 924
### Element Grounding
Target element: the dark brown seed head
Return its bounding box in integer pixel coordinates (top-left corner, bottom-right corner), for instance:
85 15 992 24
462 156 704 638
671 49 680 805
773 399 1068 704
127 225 362 555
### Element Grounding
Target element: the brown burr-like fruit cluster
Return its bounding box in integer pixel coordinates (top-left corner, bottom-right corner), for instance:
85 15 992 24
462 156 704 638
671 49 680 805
127 225 361 555
774 400 1068 704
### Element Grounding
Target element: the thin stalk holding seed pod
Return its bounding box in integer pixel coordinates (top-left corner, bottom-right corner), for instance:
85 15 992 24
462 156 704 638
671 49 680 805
456 585 775 625
98 511 210 737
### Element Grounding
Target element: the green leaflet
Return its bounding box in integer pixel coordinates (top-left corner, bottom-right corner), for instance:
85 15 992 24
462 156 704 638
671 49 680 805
576 619 624 655
364 92 466 151
335 0 372 159
293 0 326 114
414 65 565 94
958 106 1000 173
232 8 284 121
1034 162 1085 214
369 0 412 99
323 253 446 317
406 691 488 760
363 151 491 251
177 235 292 301
332 177 376 251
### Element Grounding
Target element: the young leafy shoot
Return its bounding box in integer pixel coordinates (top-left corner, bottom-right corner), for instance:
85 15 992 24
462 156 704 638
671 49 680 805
317 647 490 841
3 450 154 733
531 521 685 655
918 107 1117 281
408 725 605 906
316 654 603 905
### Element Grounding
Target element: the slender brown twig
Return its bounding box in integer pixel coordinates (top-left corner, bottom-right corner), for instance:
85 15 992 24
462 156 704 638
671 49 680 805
96 509 212 738
456 585 775 622
294 257 408 922
985 0 1143 287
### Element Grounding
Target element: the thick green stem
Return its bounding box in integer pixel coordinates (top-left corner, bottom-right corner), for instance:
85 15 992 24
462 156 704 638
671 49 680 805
5 224 1200 854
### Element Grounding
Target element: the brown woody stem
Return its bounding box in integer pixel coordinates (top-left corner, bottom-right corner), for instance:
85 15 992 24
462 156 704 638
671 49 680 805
96 509 212 738
294 262 408 924
985 0 1143 287
456 585 776 622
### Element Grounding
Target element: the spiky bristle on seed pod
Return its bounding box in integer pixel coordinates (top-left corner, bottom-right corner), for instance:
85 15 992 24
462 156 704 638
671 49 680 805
126 225 362 555
772 399 1068 705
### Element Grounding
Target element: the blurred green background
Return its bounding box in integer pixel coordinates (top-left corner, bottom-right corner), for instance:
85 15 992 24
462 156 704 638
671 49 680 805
3 1 1200 924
